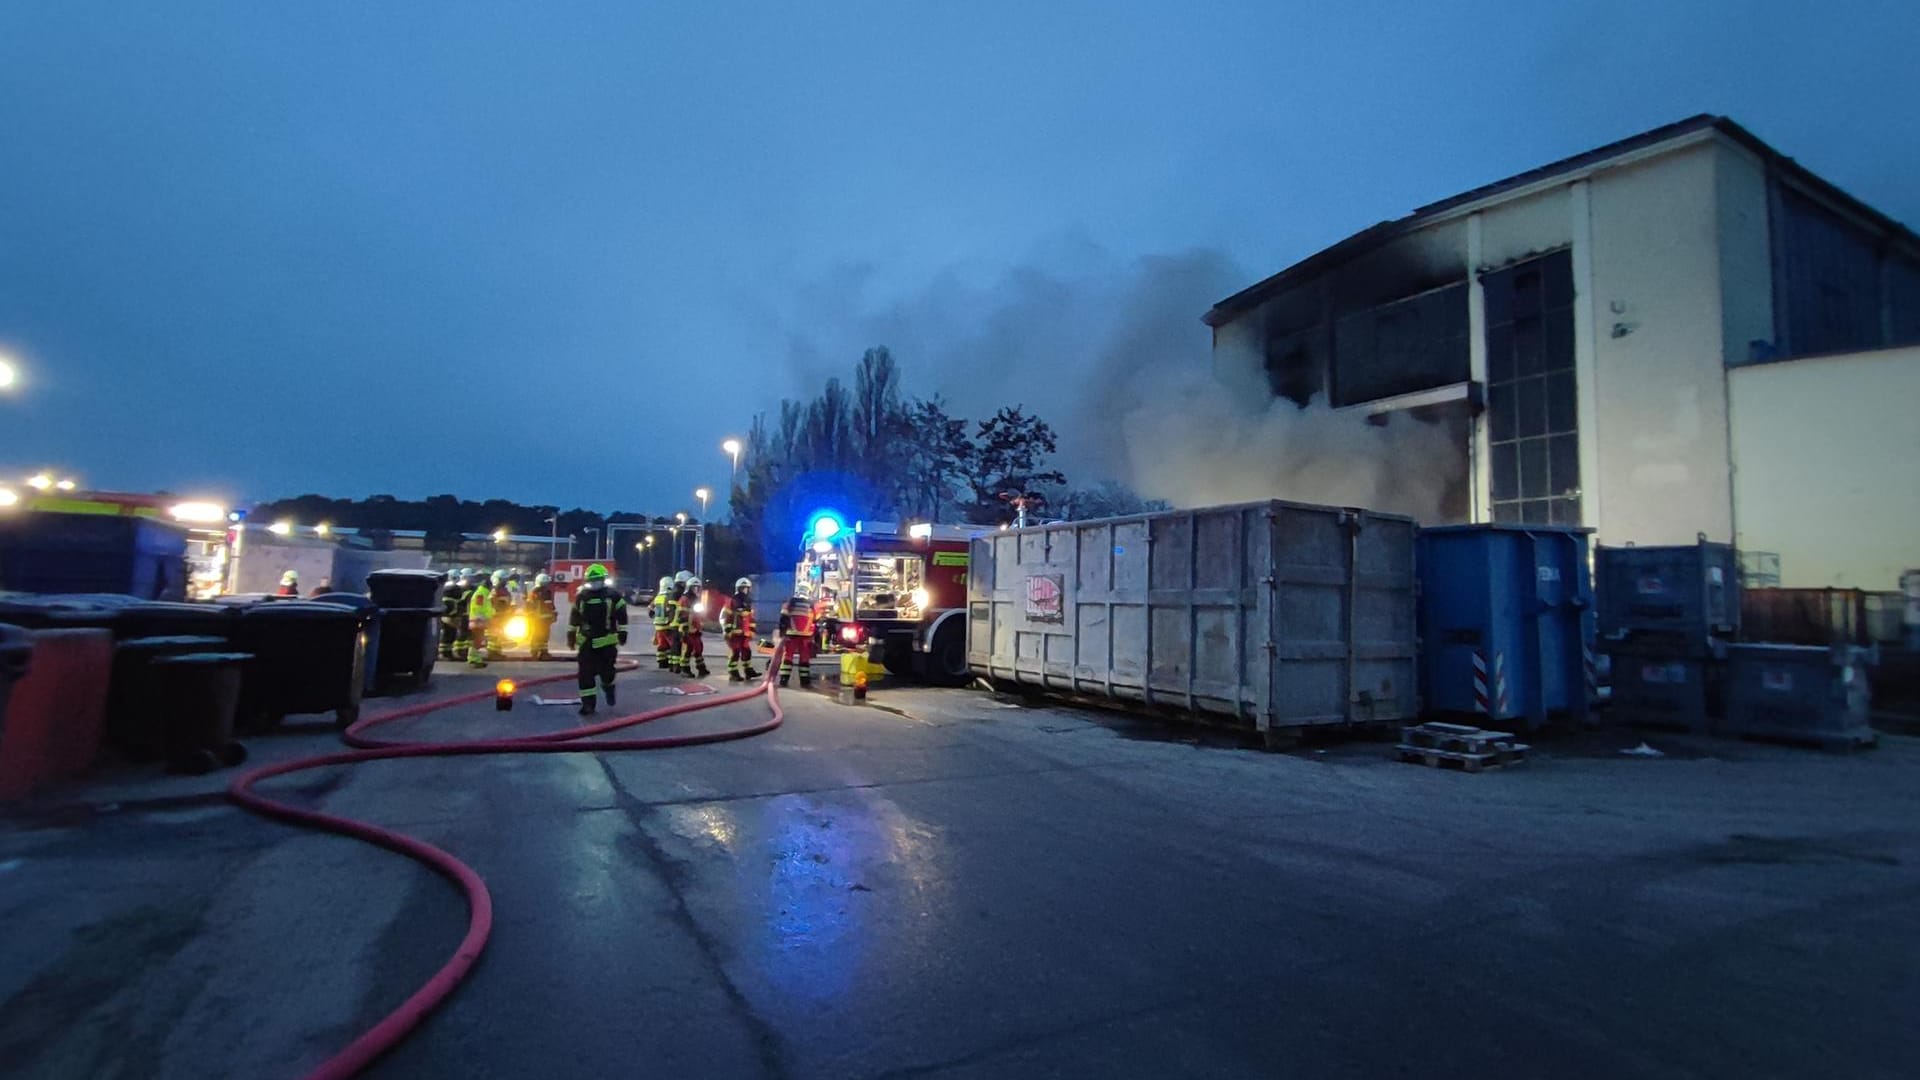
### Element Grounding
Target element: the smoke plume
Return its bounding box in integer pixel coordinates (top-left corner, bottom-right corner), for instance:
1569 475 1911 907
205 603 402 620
776 236 1465 522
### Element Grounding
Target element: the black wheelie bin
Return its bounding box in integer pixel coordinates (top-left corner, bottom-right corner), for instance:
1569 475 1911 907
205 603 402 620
150 651 252 775
106 634 230 759
232 602 367 731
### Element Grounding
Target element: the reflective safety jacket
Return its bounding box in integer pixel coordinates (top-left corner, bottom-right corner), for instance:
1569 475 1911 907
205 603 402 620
778 604 814 638
526 583 556 618
721 595 753 637
571 582 628 649
440 581 466 619
467 583 494 622
677 589 705 634
650 591 676 630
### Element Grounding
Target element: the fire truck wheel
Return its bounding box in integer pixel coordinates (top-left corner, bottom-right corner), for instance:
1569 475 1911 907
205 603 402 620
926 621 969 686
881 643 916 678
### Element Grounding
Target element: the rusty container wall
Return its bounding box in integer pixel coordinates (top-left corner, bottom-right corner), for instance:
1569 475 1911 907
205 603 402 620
966 501 1417 732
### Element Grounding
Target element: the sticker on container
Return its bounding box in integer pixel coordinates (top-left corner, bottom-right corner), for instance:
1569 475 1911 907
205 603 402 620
1636 576 1668 595
1761 670 1793 692
1024 574 1065 622
1537 566 1561 583
1709 567 1724 584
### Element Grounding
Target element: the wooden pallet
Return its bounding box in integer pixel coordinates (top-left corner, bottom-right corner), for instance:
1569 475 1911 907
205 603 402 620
1397 723 1528 772
1396 744 1528 772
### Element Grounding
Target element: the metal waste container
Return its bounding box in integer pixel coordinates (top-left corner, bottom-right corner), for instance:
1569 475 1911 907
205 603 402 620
0 623 32 741
150 652 251 774
372 607 440 692
365 569 445 609
233 602 367 730
1417 525 1595 731
106 635 230 759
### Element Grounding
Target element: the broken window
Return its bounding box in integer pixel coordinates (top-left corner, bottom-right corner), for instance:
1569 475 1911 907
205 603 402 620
1330 282 1469 406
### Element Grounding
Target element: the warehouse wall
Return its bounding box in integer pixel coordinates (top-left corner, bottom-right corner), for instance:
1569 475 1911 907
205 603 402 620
1729 347 1920 589
1583 141 1736 545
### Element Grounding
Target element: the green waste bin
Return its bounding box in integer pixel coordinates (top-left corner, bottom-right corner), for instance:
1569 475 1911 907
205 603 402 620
150 652 251 775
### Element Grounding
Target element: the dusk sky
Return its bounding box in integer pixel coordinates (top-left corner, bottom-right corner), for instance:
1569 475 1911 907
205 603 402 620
2 1 1915 514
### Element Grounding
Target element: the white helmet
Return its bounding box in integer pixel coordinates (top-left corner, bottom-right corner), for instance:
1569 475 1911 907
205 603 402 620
658 575 674 592
534 573 550 587
673 570 692 585
280 570 298 586
734 577 752 592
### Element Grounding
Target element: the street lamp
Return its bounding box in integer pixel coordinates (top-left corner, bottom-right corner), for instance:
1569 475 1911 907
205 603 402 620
314 522 331 537
695 487 710 517
584 526 601 560
0 355 17 391
269 520 293 536
54 479 76 492
721 438 741 478
26 474 52 491
0 488 18 508
492 528 507 543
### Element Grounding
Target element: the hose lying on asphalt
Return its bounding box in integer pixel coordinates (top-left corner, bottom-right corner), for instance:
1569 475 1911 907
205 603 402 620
228 659 785 1080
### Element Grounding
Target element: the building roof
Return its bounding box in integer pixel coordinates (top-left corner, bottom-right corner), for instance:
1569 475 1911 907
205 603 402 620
1204 114 1920 327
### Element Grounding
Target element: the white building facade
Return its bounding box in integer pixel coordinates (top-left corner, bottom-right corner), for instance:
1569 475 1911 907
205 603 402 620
1206 116 1919 588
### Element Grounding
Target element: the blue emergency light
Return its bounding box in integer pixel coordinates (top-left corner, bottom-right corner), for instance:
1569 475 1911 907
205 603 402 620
806 509 847 543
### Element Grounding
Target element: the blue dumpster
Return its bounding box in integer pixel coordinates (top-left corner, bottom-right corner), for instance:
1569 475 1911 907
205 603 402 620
1418 525 1595 731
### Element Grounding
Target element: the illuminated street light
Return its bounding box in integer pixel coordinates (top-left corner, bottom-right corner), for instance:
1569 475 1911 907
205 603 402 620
54 479 76 492
314 522 331 537
694 487 710 516
269 520 293 536
0 488 18 508
27 474 52 491
675 511 687 525
721 438 742 477
0 355 17 390
492 528 507 543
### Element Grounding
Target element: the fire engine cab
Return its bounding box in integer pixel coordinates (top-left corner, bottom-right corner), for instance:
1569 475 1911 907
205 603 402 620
793 511 988 683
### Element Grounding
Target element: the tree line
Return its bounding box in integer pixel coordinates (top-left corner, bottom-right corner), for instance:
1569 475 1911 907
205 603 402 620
255 344 1165 579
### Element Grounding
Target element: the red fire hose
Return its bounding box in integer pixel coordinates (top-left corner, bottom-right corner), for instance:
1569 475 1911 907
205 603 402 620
227 660 786 1080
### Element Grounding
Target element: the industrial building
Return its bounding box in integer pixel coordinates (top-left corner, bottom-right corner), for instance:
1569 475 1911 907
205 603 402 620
1206 115 1919 589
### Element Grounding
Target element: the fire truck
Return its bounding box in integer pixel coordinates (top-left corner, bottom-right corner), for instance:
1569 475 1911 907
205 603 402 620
792 510 988 683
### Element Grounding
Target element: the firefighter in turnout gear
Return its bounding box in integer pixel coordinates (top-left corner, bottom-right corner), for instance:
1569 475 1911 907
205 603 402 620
649 576 677 670
723 577 759 682
664 571 692 673
777 595 816 688
677 577 710 678
569 563 627 716
466 571 495 667
277 570 299 597
439 571 469 660
525 572 557 661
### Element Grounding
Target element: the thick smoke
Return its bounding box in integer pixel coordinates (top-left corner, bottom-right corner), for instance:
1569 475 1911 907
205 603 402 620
776 237 1464 522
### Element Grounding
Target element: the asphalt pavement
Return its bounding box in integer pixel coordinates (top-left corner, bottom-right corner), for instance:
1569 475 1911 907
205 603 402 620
3 654 1918 1079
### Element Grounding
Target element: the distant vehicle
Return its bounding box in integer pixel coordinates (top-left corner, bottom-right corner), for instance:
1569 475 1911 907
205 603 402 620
792 510 988 682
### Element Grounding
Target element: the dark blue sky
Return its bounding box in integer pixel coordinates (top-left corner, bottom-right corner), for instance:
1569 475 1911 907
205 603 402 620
2 2 1915 513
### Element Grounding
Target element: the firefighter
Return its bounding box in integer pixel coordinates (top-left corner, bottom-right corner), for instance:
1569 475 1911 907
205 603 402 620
569 563 626 716
277 570 299 597
777 595 816 688
466 570 495 667
677 576 710 678
722 577 760 682
439 570 468 660
649 575 677 670
665 571 693 673
526 572 557 661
